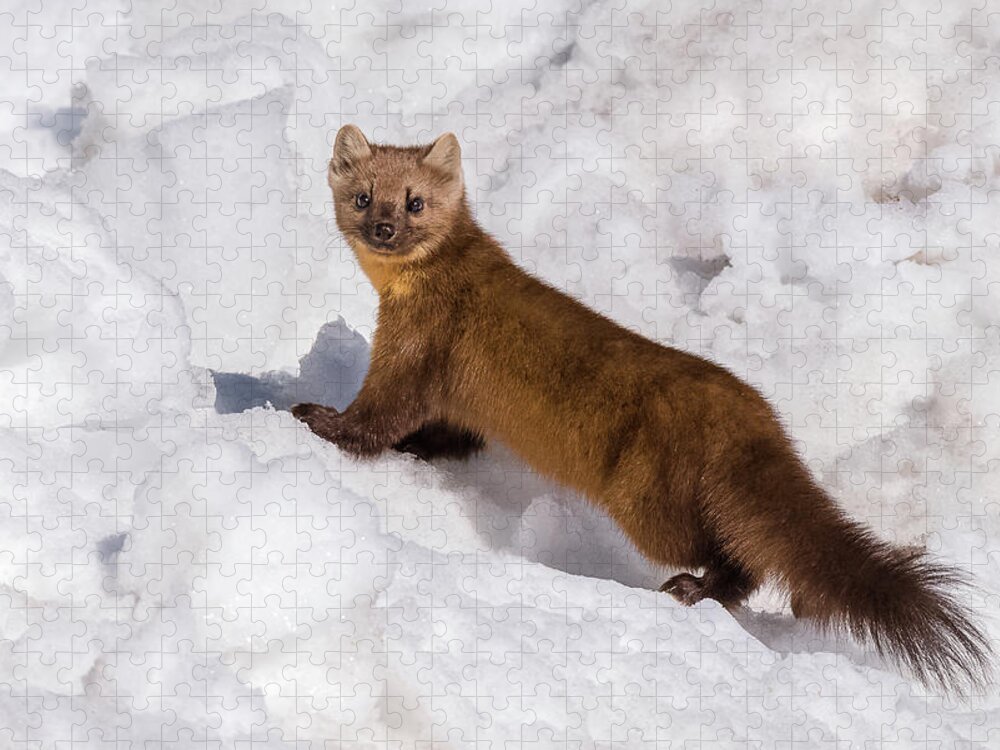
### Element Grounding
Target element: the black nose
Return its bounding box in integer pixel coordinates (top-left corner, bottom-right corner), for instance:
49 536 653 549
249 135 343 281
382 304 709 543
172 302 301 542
374 223 396 241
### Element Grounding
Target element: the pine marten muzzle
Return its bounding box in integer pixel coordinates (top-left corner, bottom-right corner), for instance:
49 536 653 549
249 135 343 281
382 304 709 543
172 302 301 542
293 125 994 693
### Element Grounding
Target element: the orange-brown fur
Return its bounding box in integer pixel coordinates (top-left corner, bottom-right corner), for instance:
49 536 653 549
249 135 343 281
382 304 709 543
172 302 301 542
293 125 993 692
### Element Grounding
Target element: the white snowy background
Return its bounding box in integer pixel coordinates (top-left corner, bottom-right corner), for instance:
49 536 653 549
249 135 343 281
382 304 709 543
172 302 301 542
2 0 1000 746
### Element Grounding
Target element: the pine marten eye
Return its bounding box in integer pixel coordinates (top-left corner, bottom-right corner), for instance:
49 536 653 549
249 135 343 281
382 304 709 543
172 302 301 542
355 192 371 209
407 197 424 213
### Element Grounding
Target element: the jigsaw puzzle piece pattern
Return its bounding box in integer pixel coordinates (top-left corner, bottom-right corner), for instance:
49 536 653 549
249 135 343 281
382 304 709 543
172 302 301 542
1 0 1000 746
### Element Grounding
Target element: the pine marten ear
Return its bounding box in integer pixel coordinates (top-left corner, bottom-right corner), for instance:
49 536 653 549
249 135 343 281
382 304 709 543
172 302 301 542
422 132 462 182
331 124 372 174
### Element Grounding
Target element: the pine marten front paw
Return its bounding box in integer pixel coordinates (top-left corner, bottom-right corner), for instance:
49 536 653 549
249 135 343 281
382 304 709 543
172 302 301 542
291 402 324 419
292 404 383 458
291 402 340 436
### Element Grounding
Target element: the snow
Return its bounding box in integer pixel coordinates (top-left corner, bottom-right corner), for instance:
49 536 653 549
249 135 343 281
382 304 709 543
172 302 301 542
1 0 999 746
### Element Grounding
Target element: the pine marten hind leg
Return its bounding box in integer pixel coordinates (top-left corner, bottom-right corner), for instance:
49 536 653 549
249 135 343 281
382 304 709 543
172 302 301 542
660 554 758 611
394 420 486 461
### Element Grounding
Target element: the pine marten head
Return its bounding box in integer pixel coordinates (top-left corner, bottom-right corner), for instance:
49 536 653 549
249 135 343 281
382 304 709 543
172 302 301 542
328 125 466 264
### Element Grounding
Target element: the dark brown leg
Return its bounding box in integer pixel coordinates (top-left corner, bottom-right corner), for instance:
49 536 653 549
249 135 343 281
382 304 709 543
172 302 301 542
660 555 757 609
393 420 485 461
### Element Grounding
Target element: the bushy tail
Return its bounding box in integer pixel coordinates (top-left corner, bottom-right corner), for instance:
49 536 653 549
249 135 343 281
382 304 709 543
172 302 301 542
788 526 991 691
713 446 994 693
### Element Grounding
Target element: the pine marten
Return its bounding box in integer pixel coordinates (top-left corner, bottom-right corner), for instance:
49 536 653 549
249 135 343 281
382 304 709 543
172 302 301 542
293 125 993 692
